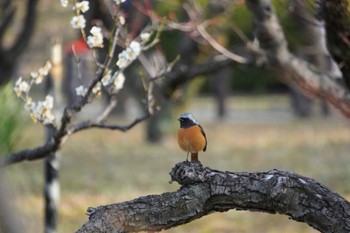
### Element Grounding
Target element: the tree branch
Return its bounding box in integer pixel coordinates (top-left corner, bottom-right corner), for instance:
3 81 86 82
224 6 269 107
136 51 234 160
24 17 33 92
76 161 350 233
164 54 236 97
0 62 148 167
245 0 350 117
67 113 150 134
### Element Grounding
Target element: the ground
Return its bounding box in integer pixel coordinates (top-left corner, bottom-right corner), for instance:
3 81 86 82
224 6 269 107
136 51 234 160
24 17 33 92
2 95 350 233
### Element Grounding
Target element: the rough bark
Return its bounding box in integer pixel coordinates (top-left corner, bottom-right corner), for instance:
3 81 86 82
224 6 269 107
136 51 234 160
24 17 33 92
76 161 350 233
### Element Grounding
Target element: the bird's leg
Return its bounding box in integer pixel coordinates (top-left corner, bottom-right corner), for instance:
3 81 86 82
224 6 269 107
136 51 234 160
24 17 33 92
191 152 199 162
186 152 190 161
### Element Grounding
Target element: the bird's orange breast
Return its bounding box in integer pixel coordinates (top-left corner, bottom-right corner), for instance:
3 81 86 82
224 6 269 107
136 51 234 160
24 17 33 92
177 125 206 153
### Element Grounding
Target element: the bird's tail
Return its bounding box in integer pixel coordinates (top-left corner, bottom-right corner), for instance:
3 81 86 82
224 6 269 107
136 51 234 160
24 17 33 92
191 152 198 162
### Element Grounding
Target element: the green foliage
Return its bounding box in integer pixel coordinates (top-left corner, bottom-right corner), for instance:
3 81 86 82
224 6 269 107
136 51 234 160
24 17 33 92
0 83 27 155
232 66 284 93
227 3 254 43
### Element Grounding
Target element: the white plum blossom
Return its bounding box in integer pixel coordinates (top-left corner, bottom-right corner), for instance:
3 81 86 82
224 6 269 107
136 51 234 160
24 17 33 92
114 0 126 5
43 95 54 109
92 82 102 94
119 15 126 25
30 71 38 78
60 0 68 7
25 97 33 112
43 111 55 125
25 95 55 125
14 74 56 125
87 26 104 48
116 41 141 69
116 51 129 69
128 41 141 59
70 15 86 29
75 85 87 96
14 77 30 97
38 61 52 76
101 70 112 86
112 72 125 92
33 61 52 84
75 1 89 13
140 32 151 42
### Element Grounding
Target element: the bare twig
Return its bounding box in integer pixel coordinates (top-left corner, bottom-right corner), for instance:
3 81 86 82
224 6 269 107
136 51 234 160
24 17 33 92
196 22 249 64
67 113 150 134
96 97 118 122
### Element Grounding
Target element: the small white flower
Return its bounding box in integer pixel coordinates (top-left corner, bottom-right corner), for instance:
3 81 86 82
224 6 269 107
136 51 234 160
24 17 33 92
28 98 55 125
114 0 126 5
119 16 126 25
43 95 54 109
25 97 33 112
43 110 55 125
87 35 103 48
34 61 52 84
75 1 89 13
60 0 68 7
123 41 141 61
92 82 102 94
140 32 151 42
112 72 125 92
70 15 86 29
14 77 30 97
75 85 87 96
124 47 136 61
30 71 38 79
116 52 129 69
101 70 112 86
87 26 104 48
90 26 101 35
116 41 141 68
39 61 52 76
34 75 44 84
31 101 44 123
129 41 141 56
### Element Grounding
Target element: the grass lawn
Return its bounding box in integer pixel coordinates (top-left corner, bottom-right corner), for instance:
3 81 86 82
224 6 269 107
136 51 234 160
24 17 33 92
2 95 350 233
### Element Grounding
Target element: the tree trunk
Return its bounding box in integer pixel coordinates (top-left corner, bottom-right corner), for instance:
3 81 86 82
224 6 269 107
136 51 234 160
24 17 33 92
76 161 350 233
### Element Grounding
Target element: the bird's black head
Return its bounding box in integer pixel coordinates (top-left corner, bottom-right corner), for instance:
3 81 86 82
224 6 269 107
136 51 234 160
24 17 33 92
177 112 199 128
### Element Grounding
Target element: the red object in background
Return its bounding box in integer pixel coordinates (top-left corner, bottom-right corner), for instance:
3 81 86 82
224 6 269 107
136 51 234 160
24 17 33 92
65 38 89 54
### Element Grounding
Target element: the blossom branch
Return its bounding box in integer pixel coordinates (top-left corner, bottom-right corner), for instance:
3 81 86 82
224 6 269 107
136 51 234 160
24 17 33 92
1 34 151 167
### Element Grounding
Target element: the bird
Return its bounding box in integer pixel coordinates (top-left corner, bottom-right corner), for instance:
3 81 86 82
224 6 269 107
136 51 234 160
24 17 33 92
177 112 207 162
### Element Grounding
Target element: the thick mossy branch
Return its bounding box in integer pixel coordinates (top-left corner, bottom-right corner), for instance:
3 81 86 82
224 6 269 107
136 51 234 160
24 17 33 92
76 161 350 233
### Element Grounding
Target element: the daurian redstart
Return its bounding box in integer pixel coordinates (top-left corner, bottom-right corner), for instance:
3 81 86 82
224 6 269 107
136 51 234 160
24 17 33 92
177 112 207 161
